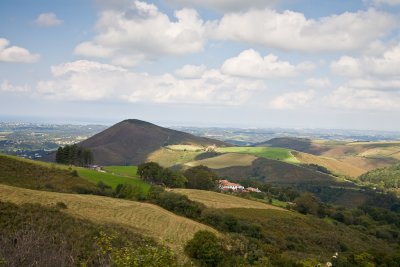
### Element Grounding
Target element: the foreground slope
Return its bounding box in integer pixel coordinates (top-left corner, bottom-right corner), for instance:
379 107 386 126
79 119 226 165
0 184 217 255
0 154 149 192
0 154 98 193
171 188 285 210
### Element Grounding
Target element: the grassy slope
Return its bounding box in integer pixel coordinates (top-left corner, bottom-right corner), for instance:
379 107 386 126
216 146 300 164
77 168 150 192
1 154 150 192
185 153 257 169
0 201 169 266
0 184 218 256
293 151 365 177
146 147 202 168
0 154 98 193
102 165 139 177
216 158 340 186
171 188 285 210
223 208 396 260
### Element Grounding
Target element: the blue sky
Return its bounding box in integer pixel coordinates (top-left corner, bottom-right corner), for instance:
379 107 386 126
1 0 400 130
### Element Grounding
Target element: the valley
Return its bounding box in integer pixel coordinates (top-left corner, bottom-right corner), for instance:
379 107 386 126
1 119 400 266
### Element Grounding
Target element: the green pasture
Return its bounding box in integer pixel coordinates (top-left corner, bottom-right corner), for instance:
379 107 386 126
77 168 150 192
216 146 300 164
102 165 139 178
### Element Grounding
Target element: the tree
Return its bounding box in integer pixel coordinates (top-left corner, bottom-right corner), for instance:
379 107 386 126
161 169 187 188
137 162 163 183
185 230 225 267
184 165 218 190
55 145 93 167
294 193 323 216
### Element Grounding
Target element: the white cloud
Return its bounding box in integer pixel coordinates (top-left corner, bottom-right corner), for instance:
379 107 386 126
270 90 315 110
75 1 206 66
175 64 206 78
0 38 39 63
35 12 63 27
37 60 264 105
331 43 400 78
221 49 313 78
347 79 400 91
305 78 331 88
208 8 395 52
370 0 400 5
74 42 114 58
164 0 278 11
327 86 400 110
0 80 31 93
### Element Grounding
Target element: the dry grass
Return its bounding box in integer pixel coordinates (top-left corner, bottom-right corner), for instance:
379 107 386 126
293 151 365 177
185 153 257 169
171 188 285 211
146 148 201 168
358 146 400 160
0 184 217 257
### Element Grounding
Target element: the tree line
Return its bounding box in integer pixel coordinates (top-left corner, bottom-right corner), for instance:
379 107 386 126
137 162 219 190
55 144 93 167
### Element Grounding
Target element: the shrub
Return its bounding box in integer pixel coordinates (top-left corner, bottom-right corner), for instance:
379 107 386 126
114 183 146 201
152 192 205 219
185 231 225 267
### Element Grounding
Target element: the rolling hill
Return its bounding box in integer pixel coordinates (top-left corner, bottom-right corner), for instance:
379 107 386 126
292 151 365 177
0 154 150 192
259 138 400 177
0 154 98 193
171 188 284 210
215 158 342 186
0 184 217 259
78 119 227 165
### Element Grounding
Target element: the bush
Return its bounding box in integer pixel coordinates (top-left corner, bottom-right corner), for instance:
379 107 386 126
185 231 225 267
114 183 146 201
153 192 205 219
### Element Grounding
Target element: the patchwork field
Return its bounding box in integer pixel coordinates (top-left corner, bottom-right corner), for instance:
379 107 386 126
0 184 218 256
171 188 285 210
146 147 202 168
293 151 365 177
216 146 300 164
185 153 257 169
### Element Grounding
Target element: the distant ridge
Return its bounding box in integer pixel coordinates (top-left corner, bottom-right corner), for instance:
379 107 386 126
79 119 227 165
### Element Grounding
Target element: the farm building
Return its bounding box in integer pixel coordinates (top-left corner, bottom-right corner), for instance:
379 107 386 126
218 179 245 191
246 187 262 193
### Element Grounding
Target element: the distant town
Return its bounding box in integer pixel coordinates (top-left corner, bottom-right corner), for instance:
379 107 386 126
1 121 400 160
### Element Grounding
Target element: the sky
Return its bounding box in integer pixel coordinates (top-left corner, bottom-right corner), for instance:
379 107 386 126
1 0 400 130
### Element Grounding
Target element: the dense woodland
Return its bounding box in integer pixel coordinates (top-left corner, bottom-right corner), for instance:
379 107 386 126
360 164 400 189
55 144 94 166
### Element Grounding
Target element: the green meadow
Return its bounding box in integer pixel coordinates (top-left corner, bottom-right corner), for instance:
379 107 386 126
77 168 150 192
102 165 139 177
216 146 300 164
